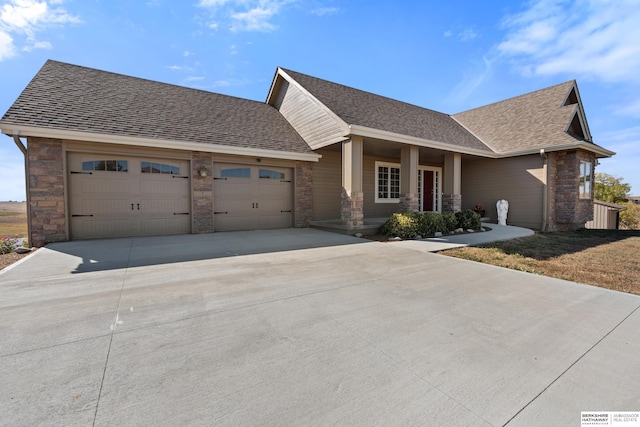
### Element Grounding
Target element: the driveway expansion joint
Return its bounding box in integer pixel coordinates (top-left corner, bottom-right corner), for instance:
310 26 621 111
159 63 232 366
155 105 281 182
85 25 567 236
502 303 640 426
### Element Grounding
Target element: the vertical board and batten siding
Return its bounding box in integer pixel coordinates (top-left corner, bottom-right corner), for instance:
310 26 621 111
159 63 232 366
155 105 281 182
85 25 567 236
585 202 620 229
273 80 346 150
462 155 545 229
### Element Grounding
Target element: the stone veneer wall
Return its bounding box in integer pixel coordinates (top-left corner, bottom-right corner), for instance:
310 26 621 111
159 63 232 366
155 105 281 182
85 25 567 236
547 150 595 231
442 194 462 213
27 137 67 246
399 193 419 212
341 189 364 227
294 161 313 227
191 152 214 233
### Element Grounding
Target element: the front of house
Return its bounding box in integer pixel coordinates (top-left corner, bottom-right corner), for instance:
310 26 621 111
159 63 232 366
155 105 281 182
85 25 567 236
0 60 614 246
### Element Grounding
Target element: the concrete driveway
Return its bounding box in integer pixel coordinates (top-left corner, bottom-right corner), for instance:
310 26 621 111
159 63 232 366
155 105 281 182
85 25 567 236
1 229 639 426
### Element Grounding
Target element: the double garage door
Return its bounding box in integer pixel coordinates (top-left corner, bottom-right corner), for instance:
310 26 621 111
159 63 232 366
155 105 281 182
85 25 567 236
68 153 191 240
68 154 293 239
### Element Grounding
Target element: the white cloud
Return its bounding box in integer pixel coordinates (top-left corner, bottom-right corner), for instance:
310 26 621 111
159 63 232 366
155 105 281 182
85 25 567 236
613 99 640 119
0 30 15 59
458 28 477 41
230 4 279 32
185 76 205 82
0 0 79 60
443 30 452 38
198 0 290 33
497 0 640 84
311 7 339 16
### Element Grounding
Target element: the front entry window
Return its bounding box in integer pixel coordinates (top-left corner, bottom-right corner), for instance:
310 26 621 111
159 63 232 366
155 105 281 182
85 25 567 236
375 162 400 203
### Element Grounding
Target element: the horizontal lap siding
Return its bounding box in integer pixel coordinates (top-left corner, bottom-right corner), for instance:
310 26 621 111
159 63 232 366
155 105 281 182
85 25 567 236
462 155 545 229
274 81 345 150
312 150 341 220
363 155 401 218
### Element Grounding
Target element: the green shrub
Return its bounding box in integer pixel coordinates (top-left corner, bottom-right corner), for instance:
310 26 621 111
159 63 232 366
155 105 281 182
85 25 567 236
441 212 458 233
379 212 422 239
381 210 467 238
455 209 481 230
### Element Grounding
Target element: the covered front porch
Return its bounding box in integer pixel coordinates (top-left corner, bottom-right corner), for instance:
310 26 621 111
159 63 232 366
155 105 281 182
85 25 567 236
309 135 468 234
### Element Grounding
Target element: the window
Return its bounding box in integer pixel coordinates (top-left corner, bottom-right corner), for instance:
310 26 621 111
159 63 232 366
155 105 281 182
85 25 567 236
375 162 400 203
220 167 251 178
141 161 180 175
579 161 592 199
82 160 128 172
259 169 285 180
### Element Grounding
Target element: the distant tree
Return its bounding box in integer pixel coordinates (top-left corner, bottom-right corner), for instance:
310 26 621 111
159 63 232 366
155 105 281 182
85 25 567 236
620 202 640 229
594 173 631 204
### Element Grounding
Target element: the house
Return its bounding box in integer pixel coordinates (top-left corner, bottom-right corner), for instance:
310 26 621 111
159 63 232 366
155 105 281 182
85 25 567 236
586 200 627 230
1 60 615 247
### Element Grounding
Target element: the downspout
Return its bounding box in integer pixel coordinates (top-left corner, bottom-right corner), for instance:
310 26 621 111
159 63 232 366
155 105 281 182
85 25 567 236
540 149 548 232
12 132 32 246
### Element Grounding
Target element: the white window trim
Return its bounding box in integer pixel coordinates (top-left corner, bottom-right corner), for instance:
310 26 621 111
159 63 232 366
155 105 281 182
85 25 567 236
375 161 401 203
579 161 592 199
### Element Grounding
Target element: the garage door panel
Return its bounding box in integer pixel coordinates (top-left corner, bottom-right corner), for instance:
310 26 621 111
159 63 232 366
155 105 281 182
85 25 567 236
213 164 293 232
68 153 191 239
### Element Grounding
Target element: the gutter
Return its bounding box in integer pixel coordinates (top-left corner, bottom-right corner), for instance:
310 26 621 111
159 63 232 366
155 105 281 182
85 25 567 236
12 132 32 246
540 149 549 232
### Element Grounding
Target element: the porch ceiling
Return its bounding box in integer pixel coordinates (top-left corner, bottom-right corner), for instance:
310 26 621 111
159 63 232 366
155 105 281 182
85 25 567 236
320 137 473 164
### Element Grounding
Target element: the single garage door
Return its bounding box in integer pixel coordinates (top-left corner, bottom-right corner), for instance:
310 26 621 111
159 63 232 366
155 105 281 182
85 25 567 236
213 163 293 231
68 153 191 239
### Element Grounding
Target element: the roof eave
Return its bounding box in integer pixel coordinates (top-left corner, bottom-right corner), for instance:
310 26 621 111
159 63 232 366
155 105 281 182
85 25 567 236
348 125 615 159
497 142 615 158
2 124 321 162
347 124 496 157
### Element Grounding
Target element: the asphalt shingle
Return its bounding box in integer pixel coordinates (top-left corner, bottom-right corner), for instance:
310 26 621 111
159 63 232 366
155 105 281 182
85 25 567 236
280 68 493 153
1 60 313 155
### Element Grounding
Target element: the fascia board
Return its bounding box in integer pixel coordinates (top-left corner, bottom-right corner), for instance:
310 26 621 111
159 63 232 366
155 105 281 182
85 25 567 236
2 124 321 162
276 68 351 135
348 124 615 159
347 124 497 157
569 81 593 141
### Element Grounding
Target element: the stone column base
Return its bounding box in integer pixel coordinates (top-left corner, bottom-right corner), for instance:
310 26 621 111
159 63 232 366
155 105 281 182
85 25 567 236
399 193 419 212
341 190 364 228
443 194 462 213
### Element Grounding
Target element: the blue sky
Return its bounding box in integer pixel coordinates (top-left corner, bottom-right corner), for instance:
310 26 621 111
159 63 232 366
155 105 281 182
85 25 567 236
1 0 639 201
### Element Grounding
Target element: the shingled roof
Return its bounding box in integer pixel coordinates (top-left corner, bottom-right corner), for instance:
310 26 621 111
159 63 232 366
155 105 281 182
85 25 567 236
1 60 313 155
452 81 602 154
279 68 492 153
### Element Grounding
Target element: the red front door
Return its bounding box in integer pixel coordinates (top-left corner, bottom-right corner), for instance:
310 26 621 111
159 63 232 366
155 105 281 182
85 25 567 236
423 171 434 211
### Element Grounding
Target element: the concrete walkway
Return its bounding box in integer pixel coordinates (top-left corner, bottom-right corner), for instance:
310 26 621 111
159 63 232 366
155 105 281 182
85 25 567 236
1 229 639 426
396 223 535 252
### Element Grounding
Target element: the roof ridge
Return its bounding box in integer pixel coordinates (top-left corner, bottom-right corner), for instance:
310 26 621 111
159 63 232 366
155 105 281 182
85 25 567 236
279 67 451 118
453 80 576 116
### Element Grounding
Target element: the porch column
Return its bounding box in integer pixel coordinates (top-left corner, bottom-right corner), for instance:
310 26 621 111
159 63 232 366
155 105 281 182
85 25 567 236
443 152 462 212
399 145 419 211
341 136 364 227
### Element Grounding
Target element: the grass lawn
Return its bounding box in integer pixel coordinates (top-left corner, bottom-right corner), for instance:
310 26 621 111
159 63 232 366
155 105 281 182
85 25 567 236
0 201 30 270
442 229 640 296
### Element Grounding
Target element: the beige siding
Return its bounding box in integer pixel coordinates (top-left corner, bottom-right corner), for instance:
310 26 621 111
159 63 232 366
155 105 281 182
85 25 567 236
363 155 402 218
461 155 545 229
586 202 619 229
312 150 403 220
274 81 346 150
312 149 341 220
